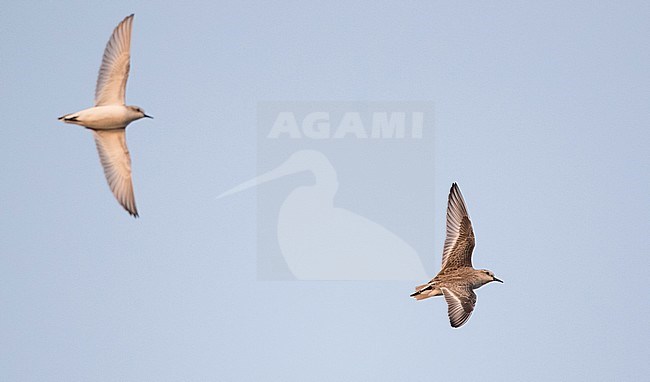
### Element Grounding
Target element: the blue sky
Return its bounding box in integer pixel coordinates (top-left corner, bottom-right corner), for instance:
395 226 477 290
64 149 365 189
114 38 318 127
1 1 649 380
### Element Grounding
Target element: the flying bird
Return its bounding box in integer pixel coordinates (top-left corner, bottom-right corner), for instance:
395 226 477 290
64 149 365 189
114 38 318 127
411 183 502 328
58 14 151 217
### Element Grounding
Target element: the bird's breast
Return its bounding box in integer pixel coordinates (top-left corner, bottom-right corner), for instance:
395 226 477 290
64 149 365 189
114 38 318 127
73 105 133 129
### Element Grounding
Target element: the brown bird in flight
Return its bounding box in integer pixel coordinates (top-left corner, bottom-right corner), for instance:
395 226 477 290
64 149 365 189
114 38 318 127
411 183 502 328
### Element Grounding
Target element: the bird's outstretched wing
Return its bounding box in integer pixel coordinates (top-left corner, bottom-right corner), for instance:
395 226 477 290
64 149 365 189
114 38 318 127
95 14 133 106
441 286 476 328
93 129 138 217
440 183 475 269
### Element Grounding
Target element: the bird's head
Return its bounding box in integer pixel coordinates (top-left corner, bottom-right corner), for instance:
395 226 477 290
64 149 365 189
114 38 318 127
128 105 153 120
479 269 503 284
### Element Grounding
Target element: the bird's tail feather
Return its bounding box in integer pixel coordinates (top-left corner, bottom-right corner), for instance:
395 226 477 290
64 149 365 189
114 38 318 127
414 283 429 292
58 113 79 122
410 283 435 300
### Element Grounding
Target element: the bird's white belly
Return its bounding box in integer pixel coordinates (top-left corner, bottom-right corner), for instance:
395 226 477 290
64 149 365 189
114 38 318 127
74 105 132 129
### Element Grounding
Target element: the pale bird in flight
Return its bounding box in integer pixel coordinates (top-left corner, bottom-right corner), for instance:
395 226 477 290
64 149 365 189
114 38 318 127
59 14 151 217
411 183 502 328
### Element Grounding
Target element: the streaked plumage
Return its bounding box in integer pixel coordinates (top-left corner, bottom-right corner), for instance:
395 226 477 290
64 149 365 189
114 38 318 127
411 183 502 328
58 14 151 217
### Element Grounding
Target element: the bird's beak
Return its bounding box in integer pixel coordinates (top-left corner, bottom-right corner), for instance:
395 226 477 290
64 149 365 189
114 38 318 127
143 114 153 119
493 277 503 283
